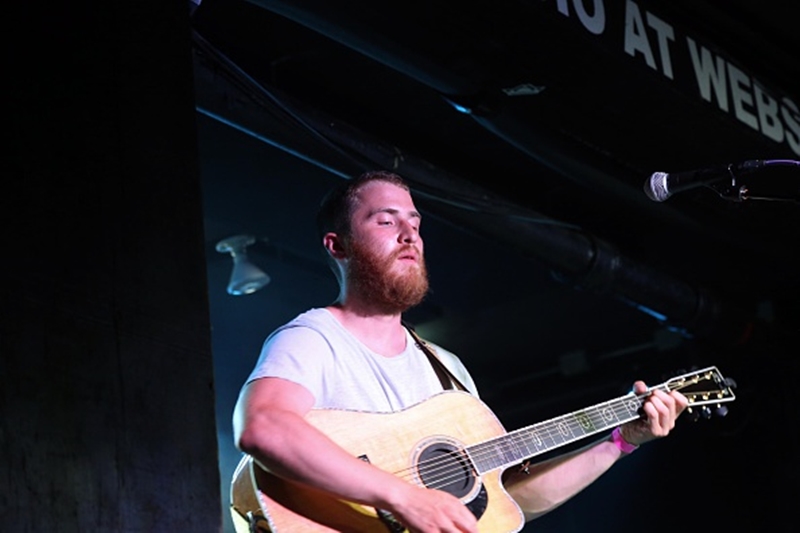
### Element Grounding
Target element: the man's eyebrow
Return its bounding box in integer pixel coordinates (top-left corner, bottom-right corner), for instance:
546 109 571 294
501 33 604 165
369 207 422 220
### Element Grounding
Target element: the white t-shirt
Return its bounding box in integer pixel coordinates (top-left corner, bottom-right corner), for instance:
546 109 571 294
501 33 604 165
246 308 478 412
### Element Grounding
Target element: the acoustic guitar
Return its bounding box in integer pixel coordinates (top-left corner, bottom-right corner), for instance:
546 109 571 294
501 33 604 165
231 366 736 533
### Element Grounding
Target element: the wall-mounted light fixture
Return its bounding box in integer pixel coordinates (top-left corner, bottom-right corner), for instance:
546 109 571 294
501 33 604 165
215 234 270 296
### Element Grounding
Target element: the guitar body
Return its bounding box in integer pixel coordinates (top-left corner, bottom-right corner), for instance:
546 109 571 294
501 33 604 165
231 391 525 533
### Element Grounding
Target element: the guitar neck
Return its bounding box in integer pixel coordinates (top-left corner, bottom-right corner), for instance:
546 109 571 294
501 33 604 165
465 386 658 475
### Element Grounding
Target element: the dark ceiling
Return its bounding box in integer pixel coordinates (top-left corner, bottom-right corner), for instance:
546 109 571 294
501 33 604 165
189 1 800 530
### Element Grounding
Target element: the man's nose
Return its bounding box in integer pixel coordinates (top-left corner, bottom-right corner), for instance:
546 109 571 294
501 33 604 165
398 221 419 243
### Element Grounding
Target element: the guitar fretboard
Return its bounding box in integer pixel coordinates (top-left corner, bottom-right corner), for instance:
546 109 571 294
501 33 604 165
466 387 661 474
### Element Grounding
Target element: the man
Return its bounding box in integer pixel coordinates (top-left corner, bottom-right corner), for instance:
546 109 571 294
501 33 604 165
233 170 688 532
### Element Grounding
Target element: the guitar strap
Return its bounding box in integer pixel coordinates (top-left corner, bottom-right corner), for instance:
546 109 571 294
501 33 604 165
403 322 469 393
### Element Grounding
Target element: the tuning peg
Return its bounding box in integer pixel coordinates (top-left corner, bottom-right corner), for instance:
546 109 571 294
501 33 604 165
701 406 712 420
715 405 729 417
723 377 738 389
686 407 701 422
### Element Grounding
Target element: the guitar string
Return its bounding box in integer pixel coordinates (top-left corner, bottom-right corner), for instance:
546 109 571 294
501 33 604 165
455 379 727 477
388 392 648 488
389 378 726 490
420 381 730 490
444 380 726 484
393 402 639 489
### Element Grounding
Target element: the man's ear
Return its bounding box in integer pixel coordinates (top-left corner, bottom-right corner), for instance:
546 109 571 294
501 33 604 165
323 232 347 259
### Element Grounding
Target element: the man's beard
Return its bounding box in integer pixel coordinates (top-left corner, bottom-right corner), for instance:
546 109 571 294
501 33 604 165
346 240 429 314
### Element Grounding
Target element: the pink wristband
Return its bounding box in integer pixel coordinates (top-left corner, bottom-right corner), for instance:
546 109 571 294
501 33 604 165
611 427 639 454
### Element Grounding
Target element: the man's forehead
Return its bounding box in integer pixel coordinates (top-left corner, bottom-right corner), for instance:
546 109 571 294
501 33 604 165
354 181 415 208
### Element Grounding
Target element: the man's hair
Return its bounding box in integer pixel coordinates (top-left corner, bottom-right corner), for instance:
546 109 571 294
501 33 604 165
316 170 410 241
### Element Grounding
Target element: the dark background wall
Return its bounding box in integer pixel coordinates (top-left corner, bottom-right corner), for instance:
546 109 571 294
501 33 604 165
2 2 222 531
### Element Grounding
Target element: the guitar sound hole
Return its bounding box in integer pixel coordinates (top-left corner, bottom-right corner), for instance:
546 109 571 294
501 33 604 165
416 442 476 498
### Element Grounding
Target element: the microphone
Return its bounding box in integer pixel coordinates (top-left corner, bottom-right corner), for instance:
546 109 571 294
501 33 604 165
644 160 766 202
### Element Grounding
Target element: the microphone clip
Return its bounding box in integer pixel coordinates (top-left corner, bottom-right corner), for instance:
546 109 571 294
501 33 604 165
706 170 748 202
709 161 800 203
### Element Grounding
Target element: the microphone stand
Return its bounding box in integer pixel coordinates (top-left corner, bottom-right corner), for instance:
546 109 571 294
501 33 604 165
707 159 800 204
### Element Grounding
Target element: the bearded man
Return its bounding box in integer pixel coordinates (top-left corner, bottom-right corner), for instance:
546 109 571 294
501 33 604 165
232 170 687 533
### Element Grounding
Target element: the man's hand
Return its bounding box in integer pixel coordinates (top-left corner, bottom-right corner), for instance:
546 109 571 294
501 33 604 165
619 380 689 446
388 484 478 533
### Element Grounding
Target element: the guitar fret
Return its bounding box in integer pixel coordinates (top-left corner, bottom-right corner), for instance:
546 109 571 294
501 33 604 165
574 410 595 433
620 395 643 420
586 406 611 431
595 401 621 426
522 427 544 456
507 433 526 463
473 440 510 471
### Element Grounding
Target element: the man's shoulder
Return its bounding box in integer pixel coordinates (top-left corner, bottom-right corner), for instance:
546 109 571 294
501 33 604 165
270 307 339 333
266 307 348 348
263 308 330 341
285 307 332 328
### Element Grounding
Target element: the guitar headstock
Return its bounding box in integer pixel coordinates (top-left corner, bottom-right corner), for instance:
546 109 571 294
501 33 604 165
663 366 737 420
